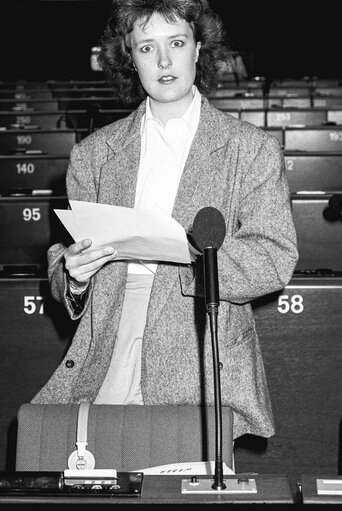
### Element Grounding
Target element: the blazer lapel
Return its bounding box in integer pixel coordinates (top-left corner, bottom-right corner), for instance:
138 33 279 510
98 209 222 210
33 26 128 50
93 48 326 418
97 139 140 208
147 100 224 328
97 104 145 208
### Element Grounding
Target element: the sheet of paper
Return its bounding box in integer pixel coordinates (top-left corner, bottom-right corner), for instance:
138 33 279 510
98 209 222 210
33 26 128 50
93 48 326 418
54 200 191 264
132 461 234 475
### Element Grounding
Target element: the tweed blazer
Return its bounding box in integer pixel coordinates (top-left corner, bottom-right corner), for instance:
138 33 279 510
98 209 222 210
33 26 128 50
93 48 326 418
32 96 298 439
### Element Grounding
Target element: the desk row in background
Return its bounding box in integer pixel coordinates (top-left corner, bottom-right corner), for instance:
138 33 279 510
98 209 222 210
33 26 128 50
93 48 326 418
2 125 342 157
1 151 342 197
4 107 342 130
0 192 341 277
3 81 342 99
5 94 342 113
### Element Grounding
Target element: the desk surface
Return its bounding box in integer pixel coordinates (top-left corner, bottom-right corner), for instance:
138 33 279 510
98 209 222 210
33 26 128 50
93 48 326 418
0 473 293 505
300 474 342 504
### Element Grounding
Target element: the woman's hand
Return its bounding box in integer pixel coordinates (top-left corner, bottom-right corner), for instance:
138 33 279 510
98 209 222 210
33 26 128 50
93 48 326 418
64 238 117 288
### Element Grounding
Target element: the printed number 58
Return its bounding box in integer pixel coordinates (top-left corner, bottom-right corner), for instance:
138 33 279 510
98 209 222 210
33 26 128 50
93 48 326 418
277 294 304 314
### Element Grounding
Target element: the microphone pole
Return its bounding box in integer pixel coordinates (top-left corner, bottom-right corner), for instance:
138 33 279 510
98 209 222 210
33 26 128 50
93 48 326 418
187 206 227 492
203 246 226 491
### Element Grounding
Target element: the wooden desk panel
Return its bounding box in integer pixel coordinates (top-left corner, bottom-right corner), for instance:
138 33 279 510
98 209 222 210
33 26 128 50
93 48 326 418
0 473 294 505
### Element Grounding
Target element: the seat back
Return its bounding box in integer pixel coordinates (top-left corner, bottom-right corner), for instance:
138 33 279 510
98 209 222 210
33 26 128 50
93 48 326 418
15 403 234 472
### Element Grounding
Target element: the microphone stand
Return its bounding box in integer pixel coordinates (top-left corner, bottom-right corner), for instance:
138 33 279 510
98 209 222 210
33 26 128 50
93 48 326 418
203 247 226 491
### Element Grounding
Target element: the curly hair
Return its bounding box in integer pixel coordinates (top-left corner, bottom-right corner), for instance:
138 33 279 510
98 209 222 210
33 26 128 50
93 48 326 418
98 0 231 105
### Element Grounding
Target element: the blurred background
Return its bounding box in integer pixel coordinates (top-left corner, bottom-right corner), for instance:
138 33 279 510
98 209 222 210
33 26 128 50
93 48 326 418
1 0 340 82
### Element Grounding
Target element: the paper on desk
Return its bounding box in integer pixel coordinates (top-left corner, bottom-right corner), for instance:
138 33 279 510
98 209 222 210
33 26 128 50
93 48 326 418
132 461 234 475
54 200 191 264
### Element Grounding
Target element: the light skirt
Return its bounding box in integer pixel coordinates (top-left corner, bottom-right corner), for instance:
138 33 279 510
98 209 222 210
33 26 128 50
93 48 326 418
94 273 154 405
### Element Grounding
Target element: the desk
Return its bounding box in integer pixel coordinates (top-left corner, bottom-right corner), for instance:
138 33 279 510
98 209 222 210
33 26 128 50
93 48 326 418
0 473 293 505
300 474 342 504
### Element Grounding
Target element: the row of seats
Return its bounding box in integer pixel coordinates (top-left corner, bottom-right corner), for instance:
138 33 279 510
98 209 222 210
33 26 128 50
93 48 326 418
1 151 341 195
3 94 342 111
2 124 342 153
1 193 341 275
6 85 342 99
3 105 342 129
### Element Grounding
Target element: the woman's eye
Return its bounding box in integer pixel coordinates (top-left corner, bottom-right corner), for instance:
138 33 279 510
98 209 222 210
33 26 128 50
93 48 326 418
141 45 153 53
171 40 184 48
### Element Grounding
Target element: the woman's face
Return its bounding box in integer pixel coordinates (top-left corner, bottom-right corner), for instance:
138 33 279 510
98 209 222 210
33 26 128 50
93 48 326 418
128 13 201 119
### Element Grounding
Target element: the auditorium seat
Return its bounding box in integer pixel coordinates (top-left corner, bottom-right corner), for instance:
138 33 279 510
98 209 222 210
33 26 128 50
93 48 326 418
284 152 342 193
0 89 53 99
15 404 234 473
312 78 341 87
267 86 312 97
313 96 342 108
327 108 342 124
263 127 284 146
314 86 342 96
240 109 265 126
209 87 264 98
0 110 88 130
269 78 312 87
47 80 106 89
0 128 85 155
267 108 327 127
0 274 77 471
51 87 113 98
237 269 342 493
58 97 137 110
209 96 269 110
0 81 49 90
82 108 133 130
291 192 342 271
0 195 70 274
284 126 342 151
0 154 69 196
0 98 59 111
281 96 312 108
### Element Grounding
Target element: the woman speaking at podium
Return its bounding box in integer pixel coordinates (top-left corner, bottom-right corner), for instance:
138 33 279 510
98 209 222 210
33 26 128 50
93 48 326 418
32 0 298 448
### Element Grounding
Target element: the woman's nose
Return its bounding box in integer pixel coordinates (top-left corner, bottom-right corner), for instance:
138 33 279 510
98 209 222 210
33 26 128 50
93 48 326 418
158 50 172 69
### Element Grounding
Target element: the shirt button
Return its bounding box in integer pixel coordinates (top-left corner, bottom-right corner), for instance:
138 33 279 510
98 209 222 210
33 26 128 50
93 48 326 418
65 359 75 368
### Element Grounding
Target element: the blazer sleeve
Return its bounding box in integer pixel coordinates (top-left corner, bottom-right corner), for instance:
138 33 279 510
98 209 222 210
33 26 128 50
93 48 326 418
46 143 97 318
181 135 298 304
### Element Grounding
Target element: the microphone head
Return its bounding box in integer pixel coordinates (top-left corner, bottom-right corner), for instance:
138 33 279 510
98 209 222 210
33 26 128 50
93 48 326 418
323 193 342 222
329 193 342 214
191 207 226 251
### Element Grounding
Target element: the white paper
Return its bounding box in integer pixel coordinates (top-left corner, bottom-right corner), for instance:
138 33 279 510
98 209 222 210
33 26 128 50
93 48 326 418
54 200 191 264
132 461 234 475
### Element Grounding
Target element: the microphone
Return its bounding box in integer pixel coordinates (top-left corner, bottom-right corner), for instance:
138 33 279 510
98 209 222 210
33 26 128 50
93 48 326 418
189 206 226 312
188 207 227 491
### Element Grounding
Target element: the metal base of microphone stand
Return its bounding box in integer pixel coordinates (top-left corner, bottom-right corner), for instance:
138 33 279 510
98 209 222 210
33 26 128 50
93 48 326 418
181 475 257 494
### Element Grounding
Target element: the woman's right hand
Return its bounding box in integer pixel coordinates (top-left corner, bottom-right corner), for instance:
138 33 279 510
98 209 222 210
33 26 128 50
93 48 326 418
64 238 117 289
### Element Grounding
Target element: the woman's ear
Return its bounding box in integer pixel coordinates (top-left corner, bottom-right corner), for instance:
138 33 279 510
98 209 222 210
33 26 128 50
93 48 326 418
195 42 201 63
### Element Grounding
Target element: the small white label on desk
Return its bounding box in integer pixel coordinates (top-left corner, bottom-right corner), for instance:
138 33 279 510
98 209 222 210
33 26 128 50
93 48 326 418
317 478 342 495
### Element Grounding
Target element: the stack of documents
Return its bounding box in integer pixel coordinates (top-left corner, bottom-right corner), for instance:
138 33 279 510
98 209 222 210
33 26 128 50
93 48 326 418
54 200 191 264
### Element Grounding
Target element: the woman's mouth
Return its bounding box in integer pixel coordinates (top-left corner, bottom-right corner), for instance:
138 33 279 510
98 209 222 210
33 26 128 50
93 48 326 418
158 75 176 84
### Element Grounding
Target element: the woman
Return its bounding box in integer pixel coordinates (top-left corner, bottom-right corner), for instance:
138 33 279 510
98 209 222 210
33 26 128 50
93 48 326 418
32 0 298 442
